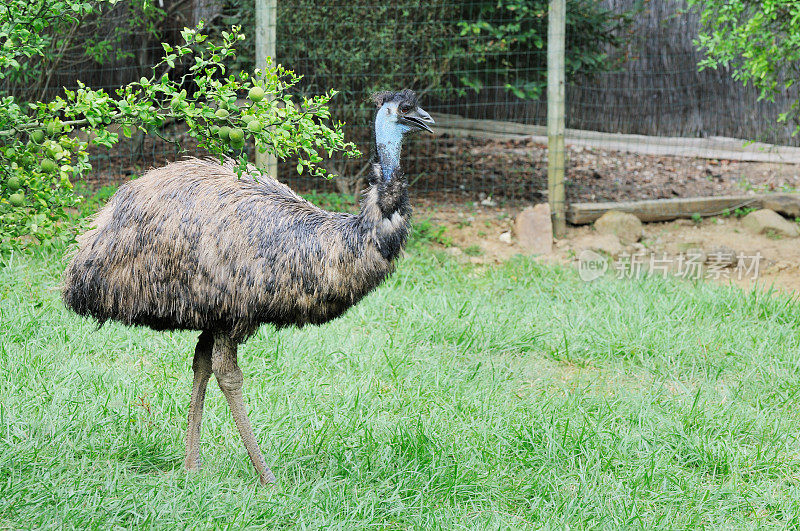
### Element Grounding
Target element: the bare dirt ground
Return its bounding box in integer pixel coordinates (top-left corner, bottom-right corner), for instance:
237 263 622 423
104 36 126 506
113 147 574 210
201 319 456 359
416 200 800 296
89 135 800 204
564 145 800 202
405 136 800 203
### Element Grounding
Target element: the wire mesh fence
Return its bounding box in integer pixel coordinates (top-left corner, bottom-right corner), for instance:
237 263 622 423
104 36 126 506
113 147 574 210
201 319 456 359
564 0 800 218
9 0 799 213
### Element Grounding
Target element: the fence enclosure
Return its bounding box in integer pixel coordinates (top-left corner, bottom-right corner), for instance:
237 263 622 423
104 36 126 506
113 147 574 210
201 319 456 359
7 0 798 218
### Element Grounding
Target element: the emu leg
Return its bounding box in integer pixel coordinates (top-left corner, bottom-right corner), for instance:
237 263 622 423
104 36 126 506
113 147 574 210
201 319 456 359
184 330 213 471
212 333 276 485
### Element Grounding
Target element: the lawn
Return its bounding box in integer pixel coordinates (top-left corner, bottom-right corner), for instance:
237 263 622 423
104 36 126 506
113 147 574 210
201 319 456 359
1 243 799 528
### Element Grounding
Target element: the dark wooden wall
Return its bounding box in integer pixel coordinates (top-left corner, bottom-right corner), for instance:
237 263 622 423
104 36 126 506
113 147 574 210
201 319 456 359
568 0 799 145
7 0 796 147
458 0 799 146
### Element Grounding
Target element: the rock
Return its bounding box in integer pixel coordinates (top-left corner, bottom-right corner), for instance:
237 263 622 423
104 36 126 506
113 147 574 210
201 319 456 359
684 248 706 264
515 204 553 255
499 231 513 244
741 209 800 238
760 194 800 219
572 233 624 257
480 197 497 207
445 247 463 257
594 211 643 244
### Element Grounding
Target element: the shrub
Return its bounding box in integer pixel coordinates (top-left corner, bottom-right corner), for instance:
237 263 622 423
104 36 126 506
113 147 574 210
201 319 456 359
0 0 357 251
689 0 800 135
457 0 632 100
219 0 633 192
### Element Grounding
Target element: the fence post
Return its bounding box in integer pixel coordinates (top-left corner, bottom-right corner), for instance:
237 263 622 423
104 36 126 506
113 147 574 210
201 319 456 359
547 0 567 238
255 0 278 178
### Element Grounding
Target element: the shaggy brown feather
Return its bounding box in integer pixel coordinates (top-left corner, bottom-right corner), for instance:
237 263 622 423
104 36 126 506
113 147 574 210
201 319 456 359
62 157 411 340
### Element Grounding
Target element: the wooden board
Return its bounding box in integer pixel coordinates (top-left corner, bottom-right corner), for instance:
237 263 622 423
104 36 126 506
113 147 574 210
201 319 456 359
567 195 764 225
760 194 800 218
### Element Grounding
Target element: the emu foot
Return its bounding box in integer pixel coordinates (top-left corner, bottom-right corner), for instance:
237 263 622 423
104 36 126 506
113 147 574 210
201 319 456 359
250 436 277 485
257 465 277 486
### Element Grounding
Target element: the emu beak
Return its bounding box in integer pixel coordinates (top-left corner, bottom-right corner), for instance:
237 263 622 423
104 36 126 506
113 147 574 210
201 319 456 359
401 106 435 133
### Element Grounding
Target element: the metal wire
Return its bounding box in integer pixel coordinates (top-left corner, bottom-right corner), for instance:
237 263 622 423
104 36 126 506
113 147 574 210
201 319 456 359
7 0 798 207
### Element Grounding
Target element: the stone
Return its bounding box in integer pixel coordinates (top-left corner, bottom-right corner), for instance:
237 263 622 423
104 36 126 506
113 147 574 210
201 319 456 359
684 248 706 264
499 231 512 244
515 204 553 255
741 209 799 238
571 233 624 257
760 194 800 219
480 197 497 207
594 210 643 244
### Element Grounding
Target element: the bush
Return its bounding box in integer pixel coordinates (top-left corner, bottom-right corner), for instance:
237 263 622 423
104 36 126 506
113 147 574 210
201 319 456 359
219 0 633 192
689 0 800 135
457 0 632 100
0 0 357 251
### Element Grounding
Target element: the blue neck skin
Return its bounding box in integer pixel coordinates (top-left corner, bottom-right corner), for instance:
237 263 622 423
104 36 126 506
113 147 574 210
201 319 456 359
374 107 407 181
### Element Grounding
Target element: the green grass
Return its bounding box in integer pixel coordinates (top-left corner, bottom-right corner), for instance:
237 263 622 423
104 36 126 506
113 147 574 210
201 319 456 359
1 247 800 528
463 244 484 257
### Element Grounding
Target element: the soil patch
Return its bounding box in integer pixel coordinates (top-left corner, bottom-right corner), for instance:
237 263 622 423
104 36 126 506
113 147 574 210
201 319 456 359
87 134 800 205
416 200 800 296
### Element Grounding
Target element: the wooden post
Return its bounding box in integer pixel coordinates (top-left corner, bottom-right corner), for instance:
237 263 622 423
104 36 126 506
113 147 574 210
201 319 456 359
547 0 567 238
255 0 278 178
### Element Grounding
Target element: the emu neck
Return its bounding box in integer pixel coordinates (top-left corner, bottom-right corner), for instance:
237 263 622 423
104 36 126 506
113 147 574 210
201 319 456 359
374 114 404 180
358 114 412 261
358 173 411 262
366 112 410 219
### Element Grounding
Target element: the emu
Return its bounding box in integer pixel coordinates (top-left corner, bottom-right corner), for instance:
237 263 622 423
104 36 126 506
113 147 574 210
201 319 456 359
62 90 434 484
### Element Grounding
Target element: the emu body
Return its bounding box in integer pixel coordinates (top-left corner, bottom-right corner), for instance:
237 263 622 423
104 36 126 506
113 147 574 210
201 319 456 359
62 90 434 484
63 158 409 338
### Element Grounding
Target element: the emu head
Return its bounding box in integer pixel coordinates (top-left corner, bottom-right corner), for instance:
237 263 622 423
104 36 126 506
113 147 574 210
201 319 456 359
371 89 434 178
372 89 434 136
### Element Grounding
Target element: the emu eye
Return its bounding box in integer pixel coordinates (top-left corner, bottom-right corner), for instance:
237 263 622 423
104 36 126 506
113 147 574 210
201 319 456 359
400 104 412 113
